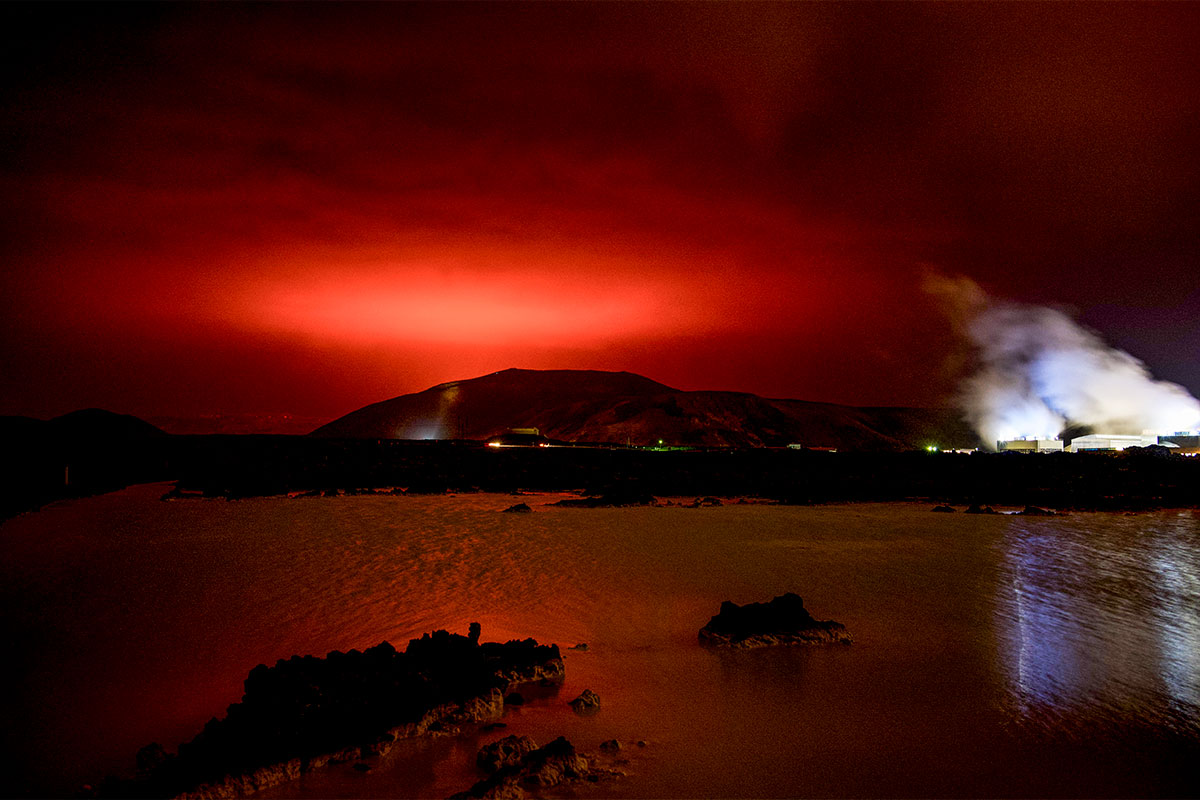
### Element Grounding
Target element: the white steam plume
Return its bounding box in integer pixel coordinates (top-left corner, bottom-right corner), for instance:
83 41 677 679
925 273 1200 447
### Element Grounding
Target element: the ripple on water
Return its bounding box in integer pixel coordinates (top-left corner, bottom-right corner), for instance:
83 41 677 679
3 490 1199 797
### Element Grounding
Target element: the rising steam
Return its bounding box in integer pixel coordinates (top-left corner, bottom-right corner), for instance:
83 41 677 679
926 273 1200 447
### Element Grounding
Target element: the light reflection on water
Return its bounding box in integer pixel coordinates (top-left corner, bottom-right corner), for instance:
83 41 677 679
3 487 1199 797
997 513 1200 734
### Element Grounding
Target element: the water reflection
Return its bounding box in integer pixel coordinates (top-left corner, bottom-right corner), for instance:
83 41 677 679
1151 527 1200 713
997 513 1200 732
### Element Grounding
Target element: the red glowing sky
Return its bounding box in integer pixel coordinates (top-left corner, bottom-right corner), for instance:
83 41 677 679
3 3 1199 431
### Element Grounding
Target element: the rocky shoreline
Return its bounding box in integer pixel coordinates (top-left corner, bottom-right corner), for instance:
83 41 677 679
91 627 563 799
94 594 854 799
174 690 508 800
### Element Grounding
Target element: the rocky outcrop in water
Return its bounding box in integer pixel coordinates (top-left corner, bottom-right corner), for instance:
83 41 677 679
931 504 956 513
502 503 532 513
477 735 539 773
94 627 563 799
568 689 601 714
1018 505 1057 516
964 503 1000 514
698 593 851 648
453 736 619 799
550 491 656 508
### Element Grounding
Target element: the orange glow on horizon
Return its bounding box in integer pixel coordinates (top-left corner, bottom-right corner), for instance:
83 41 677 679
224 249 827 348
256 274 668 345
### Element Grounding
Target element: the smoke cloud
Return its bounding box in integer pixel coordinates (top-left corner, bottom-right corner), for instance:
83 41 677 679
926 273 1200 446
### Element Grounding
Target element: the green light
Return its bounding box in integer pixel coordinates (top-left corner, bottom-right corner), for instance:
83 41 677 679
658 439 664 446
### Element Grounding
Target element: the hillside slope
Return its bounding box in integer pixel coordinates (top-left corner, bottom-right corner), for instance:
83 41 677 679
312 369 978 451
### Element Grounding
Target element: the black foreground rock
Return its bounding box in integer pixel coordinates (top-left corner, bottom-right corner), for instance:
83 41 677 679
453 736 620 799
699 593 852 648
568 688 601 714
93 628 563 799
476 735 538 773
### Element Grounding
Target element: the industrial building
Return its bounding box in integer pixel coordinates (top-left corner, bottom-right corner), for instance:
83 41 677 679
1067 434 1161 452
996 432 1198 453
996 438 1064 453
1159 434 1200 454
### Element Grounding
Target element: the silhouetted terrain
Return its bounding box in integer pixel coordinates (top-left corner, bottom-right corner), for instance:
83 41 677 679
0 409 171 520
7 374 1200 520
313 368 979 450
166 438 1200 511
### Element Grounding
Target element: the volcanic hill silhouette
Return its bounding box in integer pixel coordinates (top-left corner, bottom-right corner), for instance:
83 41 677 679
312 368 978 451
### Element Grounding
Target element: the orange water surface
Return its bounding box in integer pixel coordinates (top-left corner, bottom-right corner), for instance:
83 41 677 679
3 485 1198 797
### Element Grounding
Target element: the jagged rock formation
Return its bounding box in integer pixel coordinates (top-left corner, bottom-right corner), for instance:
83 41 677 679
699 593 851 649
568 689 601 714
453 736 618 800
95 628 563 799
476 735 539 773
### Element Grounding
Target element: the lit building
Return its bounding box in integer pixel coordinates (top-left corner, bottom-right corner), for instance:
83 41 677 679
1158 434 1200 454
997 438 1063 453
1066 434 1158 452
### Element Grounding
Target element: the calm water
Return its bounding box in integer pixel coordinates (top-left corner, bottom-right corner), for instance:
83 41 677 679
2 485 1198 797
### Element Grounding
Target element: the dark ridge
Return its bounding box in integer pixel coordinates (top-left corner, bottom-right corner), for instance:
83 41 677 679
49 408 167 439
310 367 978 451
0 409 171 521
312 368 676 440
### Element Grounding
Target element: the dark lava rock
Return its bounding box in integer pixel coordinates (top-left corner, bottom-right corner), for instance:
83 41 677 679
102 627 563 799
504 692 525 706
453 736 597 799
352 762 371 772
599 739 621 752
964 503 1000 515
477 735 538 773
1018 505 1057 516
698 593 851 648
481 722 508 732
691 496 723 507
567 643 589 651
502 503 532 513
568 689 601 714
931 504 956 513
551 491 655 508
